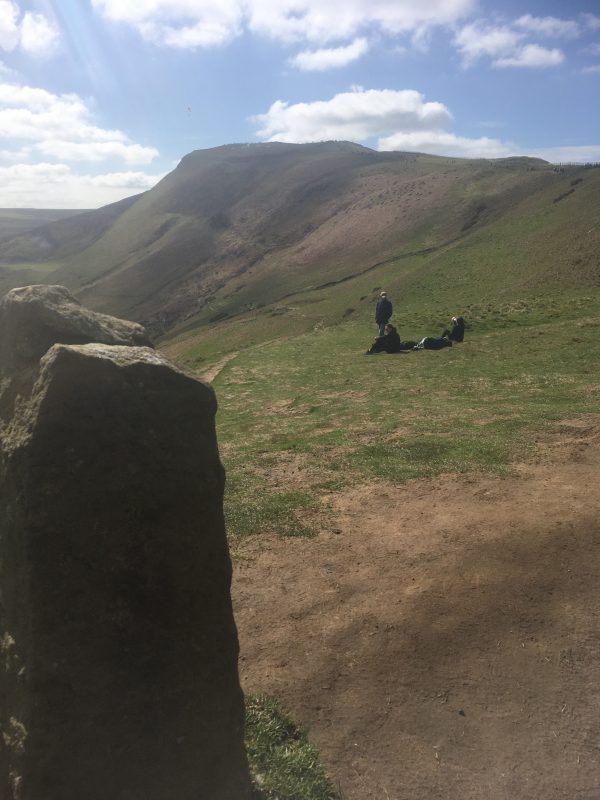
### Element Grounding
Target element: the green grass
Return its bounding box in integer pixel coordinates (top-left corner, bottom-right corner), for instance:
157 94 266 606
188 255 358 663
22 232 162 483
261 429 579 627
0 261 61 272
0 261 66 297
226 474 318 538
226 285 599 800
246 695 341 800
154 164 600 541
211 295 600 539
156 161 600 798
164 165 600 366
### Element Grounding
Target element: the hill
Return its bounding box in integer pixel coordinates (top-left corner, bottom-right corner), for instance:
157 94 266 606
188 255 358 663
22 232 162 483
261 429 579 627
161 148 599 798
0 142 598 353
0 208 88 239
1 144 598 799
0 197 136 298
0 142 599 335
172 165 600 798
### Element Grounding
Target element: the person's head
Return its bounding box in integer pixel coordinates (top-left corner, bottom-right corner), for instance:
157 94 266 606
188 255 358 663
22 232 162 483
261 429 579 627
380 291 387 298
385 324 395 334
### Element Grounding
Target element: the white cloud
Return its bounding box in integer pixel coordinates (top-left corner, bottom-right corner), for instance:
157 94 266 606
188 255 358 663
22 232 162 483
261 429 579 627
495 44 564 68
35 140 159 164
0 82 159 164
0 80 161 206
253 84 600 163
93 0 245 47
378 135 600 164
454 22 524 65
410 25 433 52
92 0 477 47
523 145 600 163
0 161 165 208
138 4 243 48
378 130 514 158
585 42 600 55
0 143 28 160
88 170 165 188
0 1 59 55
582 64 600 74
161 19 241 47
254 88 452 143
455 20 565 68
582 14 600 31
0 0 19 51
247 0 476 44
514 15 580 39
19 12 60 55
291 38 369 71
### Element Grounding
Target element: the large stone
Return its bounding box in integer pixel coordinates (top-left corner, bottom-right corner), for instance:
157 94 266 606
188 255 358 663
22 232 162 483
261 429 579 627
0 285 152 427
0 289 251 799
0 283 151 369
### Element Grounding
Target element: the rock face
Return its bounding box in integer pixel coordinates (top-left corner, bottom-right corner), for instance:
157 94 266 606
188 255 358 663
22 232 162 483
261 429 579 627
0 286 251 799
0 285 152 426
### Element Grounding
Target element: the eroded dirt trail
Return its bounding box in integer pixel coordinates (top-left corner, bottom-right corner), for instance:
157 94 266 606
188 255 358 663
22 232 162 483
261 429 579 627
232 418 600 800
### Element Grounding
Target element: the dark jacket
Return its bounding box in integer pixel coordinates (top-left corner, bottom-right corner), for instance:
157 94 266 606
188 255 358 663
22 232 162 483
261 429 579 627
383 329 401 353
449 318 465 342
443 318 465 342
367 329 401 354
375 297 393 324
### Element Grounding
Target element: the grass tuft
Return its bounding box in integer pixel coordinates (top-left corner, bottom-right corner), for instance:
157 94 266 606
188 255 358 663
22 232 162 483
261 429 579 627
246 695 341 800
225 487 317 538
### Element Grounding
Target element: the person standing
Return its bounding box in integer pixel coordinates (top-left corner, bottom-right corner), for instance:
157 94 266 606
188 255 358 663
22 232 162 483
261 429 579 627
375 291 393 337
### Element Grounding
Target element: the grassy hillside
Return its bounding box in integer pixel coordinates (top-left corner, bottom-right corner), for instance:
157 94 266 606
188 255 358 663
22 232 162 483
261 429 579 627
0 208 87 239
0 197 138 297
155 161 600 542
178 290 600 544
1 142 583 343
163 162 600 367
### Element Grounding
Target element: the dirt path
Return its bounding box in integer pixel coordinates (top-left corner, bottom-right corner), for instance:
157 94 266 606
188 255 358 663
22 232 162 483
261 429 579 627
199 351 238 383
232 417 600 800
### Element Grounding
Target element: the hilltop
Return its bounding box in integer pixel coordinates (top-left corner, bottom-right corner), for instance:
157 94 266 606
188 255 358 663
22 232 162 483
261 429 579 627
2 141 597 353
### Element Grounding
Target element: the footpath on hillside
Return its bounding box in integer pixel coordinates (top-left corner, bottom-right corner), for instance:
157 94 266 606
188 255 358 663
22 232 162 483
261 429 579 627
232 415 600 800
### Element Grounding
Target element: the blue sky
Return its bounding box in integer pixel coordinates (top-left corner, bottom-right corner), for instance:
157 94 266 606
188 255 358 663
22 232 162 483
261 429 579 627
1 0 599 207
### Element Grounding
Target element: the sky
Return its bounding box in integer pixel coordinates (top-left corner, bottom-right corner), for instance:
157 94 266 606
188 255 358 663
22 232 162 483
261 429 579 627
0 0 599 208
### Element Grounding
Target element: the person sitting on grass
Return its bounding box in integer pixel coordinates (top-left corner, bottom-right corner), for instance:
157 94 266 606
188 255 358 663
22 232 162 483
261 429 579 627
441 315 465 342
365 324 401 354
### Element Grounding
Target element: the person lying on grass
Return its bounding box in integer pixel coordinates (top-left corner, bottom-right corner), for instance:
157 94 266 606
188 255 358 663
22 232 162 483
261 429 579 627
413 335 452 350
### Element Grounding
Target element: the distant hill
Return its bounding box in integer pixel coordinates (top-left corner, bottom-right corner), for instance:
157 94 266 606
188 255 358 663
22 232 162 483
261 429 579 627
0 208 89 239
0 142 598 347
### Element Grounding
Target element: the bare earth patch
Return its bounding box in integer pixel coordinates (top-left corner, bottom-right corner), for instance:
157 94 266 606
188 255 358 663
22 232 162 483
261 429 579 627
198 351 238 383
265 399 312 417
233 418 600 799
